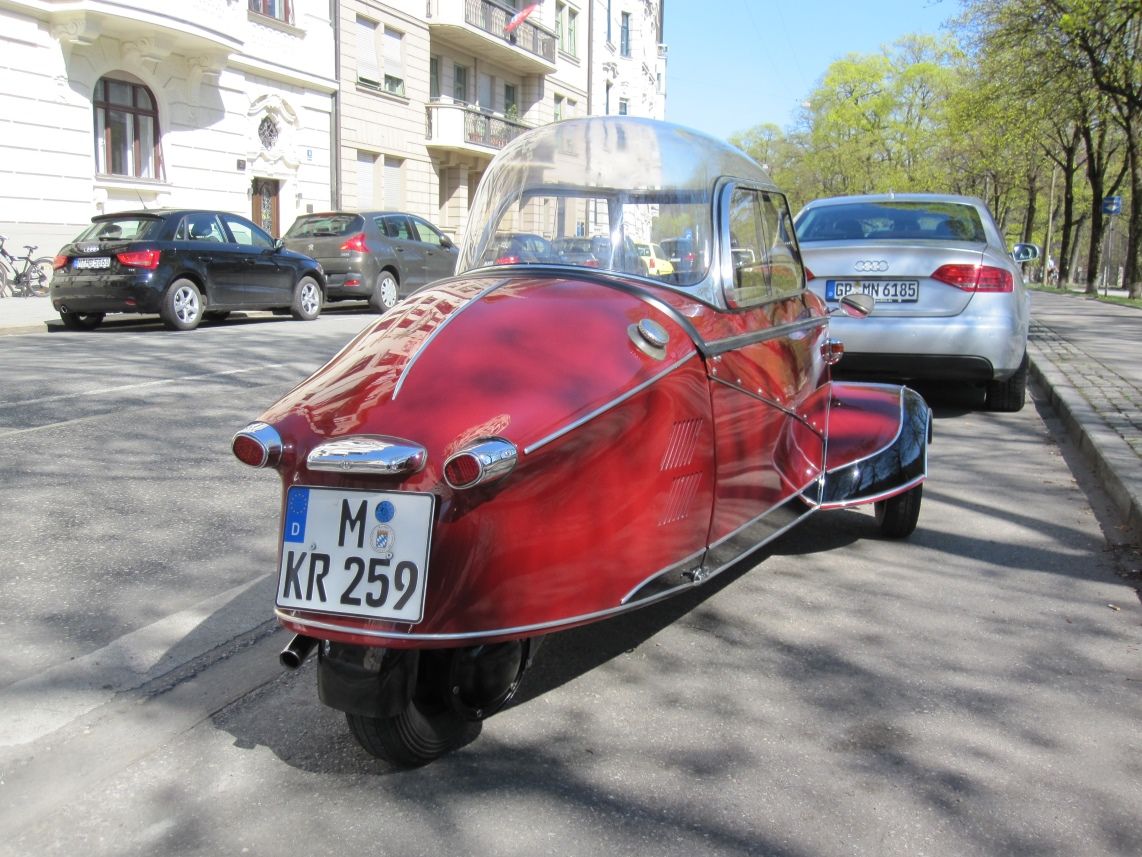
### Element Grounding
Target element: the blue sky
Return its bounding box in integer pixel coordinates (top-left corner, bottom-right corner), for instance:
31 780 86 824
663 0 958 140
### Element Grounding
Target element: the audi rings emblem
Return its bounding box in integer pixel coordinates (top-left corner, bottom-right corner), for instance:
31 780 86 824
854 259 889 272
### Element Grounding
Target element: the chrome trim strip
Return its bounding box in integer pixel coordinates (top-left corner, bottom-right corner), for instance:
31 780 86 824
709 374 805 421
816 474 926 511
307 436 427 475
392 279 508 400
705 480 819 556
523 353 695 455
703 315 827 356
619 547 708 604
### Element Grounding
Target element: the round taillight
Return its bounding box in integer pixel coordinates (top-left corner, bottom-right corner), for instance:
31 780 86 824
231 422 283 469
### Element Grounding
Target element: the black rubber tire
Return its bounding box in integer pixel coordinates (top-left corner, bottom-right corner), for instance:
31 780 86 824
874 483 923 539
345 701 467 767
160 278 203 330
291 276 322 320
59 310 105 330
369 271 399 313
985 354 1028 412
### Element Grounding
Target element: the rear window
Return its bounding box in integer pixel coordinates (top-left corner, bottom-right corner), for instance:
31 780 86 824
76 217 164 242
796 202 986 243
284 214 363 238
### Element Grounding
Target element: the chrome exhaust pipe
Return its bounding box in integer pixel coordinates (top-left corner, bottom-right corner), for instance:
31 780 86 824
280 633 318 670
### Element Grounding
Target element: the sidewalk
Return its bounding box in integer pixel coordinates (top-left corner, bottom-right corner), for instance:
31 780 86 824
0 294 56 335
3 288 1140 539
1027 289 1142 543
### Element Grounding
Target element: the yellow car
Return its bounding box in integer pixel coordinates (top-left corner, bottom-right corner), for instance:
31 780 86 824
634 241 675 277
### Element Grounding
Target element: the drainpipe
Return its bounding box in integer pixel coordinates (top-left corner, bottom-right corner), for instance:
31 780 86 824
586 0 593 113
331 0 342 208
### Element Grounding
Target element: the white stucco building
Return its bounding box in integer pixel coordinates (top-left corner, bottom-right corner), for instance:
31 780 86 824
0 0 665 252
0 0 337 253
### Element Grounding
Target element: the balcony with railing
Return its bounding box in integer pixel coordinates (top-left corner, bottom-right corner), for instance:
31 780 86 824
426 0 557 74
425 102 531 158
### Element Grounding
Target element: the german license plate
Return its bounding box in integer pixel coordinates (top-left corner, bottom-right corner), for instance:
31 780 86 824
826 279 919 302
74 257 111 269
277 487 434 623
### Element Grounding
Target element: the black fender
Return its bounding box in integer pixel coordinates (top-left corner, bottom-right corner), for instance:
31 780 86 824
317 643 418 718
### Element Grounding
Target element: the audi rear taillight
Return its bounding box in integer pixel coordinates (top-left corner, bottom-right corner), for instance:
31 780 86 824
495 255 521 265
931 264 1012 293
53 255 68 270
804 267 816 281
341 233 369 253
117 249 161 269
232 422 283 469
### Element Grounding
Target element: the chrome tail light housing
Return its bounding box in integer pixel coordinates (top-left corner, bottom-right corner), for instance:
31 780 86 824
444 438 518 490
232 422 283 469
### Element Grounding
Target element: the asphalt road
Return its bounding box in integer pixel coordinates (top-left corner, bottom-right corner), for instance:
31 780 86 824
1 308 1139 857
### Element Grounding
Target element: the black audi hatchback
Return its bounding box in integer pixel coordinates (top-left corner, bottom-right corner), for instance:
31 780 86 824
50 209 326 331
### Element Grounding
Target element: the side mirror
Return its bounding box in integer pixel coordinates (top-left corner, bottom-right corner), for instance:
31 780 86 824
838 293 875 318
273 238 285 252
1012 243 1039 263
441 235 454 249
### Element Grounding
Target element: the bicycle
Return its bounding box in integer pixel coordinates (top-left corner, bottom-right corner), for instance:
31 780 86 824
0 235 53 297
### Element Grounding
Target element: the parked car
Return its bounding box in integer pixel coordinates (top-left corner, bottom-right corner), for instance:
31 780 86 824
281 211 457 313
659 235 700 276
49 209 325 331
634 241 675 277
552 237 601 267
231 117 930 766
484 232 561 264
795 193 1039 411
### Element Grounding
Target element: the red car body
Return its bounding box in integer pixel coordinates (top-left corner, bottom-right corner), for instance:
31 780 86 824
233 117 930 765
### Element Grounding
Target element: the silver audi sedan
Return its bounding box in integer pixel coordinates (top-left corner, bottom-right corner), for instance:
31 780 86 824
795 193 1039 411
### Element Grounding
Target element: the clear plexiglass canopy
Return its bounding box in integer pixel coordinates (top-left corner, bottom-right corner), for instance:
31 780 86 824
456 117 779 292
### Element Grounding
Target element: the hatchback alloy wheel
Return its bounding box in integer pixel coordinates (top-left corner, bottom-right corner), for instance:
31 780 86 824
161 278 204 331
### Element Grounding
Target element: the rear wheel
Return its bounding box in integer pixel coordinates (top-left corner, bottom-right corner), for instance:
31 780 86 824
875 483 922 539
346 702 468 768
291 276 322 320
160 278 203 330
369 271 399 313
59 310 104 331
985 354 1028 412
31 258 53 293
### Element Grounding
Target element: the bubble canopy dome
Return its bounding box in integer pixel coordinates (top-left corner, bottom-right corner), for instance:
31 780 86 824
456 117 785 297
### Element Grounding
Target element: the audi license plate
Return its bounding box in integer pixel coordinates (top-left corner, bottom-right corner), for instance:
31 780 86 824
826 279 919 302
277 487 434 623
74 257 111 269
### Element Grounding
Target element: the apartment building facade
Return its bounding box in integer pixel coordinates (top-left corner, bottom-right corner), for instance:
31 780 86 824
0 0 338 252
0 0 666 252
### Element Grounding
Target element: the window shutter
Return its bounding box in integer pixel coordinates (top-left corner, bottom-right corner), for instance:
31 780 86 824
383 28 403 78
357 152 375 207
356 18 380 84
383 157 402 210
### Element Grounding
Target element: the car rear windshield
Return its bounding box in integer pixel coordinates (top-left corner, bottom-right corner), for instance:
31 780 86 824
796 201 986 243
284 214 364 238
76 217 165 242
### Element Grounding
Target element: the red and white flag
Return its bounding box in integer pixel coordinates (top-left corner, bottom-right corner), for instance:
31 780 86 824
505 2 540 34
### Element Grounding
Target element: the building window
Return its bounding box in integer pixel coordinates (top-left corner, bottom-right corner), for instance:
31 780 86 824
356 18 405 97
606 0 612 43
383 28 405 96
430 56 440 100
620 12 631 57
618 98 629 115
556 3 578 57
249 0 291 24
93 76 163 180
554 94 564 122
453 65 469 104
504 84 518 118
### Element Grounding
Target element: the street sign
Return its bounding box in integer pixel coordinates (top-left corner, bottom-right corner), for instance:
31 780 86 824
1102 196 1122 215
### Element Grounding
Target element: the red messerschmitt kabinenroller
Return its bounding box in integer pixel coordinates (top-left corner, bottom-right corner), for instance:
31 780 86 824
232 116 931 766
